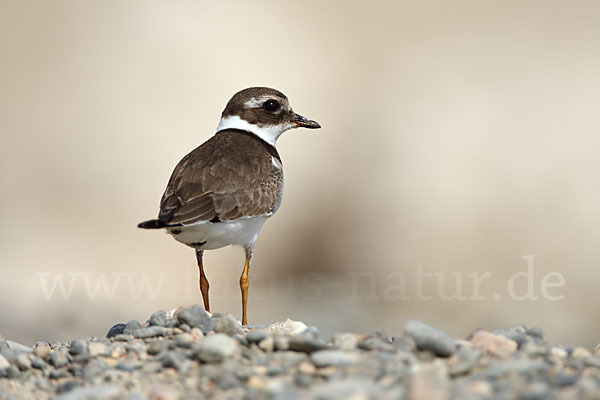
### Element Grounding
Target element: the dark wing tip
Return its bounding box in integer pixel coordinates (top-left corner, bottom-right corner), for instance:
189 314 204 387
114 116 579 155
137 219 167 229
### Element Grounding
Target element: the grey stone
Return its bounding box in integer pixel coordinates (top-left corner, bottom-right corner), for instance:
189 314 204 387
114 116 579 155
288 336 328 353
50 350 69 368
134 326 166 339
272 351 307 367
16 353 31 370
123 390 148 400
311 378 378 400
359 336 396 352
146 341 167 355
157 351 185 370
54 384 121 400
392 334 417 352
57 380 80 393
116 361 136 372
584 356 600 368
448 349 481 377
213 314 244 336
214 372 240 389
404 319 455 357
175 333 195 348
178 305 214 333
246 330 269 344
114 334 133 342
478 358 549 379
4 365 19 379
553 371 579 387
194 333 238 362
527 326 545 340
5 340 33 353
149 310 169 327
31 356 46 370
310 350 360 367
493 324 528 345
124 391 148 400
50 369 69 379
122 320 142 335
69 338 88 355
520 381 551 400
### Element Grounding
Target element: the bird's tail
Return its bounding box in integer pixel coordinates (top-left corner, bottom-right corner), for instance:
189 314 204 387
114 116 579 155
137 219 167 229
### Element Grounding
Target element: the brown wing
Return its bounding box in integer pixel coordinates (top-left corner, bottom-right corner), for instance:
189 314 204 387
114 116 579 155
158 130 283 225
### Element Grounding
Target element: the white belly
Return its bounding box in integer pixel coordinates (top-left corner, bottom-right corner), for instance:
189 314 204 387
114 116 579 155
168 215 270 250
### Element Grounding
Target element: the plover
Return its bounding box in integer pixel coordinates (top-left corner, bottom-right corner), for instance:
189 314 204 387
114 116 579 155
138 87 320 324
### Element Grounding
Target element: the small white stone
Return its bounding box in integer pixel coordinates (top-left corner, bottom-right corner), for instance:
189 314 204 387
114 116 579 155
265 319 308 336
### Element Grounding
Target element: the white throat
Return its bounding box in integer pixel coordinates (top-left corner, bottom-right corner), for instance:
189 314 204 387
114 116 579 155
216 115 294 146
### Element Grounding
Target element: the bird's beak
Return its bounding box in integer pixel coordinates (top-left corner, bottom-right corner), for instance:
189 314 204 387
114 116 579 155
292 113 321 129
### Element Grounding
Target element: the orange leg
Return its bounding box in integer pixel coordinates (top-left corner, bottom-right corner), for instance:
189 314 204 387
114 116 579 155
240 246 253 325
195 249 210 312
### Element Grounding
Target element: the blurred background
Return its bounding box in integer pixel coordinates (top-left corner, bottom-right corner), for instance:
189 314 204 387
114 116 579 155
1 0 600 347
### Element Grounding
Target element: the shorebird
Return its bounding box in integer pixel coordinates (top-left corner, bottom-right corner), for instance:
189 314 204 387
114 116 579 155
138 87 320 324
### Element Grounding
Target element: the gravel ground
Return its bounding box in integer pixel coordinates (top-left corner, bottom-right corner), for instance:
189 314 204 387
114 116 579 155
1 305 600 399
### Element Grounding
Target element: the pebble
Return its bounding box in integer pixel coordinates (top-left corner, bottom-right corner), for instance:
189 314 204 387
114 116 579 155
468 330 518 358
332 333 359 351
258 336 275 353
34 343 51 360
31 357 46 370
493 325 528 345
106 323 126 338
404 319 456 357
213 314 244 336
288 336 329 353
264 319 308 335
311 378 378 400
406 360 450 400
177 305 214 333
134 326 166 339
148 384 179 400
1 311 600 399
149 310 169 327
246 330 270 344
114 334 133 342
157 352 185 370
50 350 69 368
0 354 9 369
5 340 33 353
89 342 109 357
123 320 142 335
175 333 195 348
16 353 31 370
392 334 417 352
310 350 360 368
69 339 88 355
448 349 481 377
54 384 121 400
572 347 592 358
146 341 166 355
194 333 238 362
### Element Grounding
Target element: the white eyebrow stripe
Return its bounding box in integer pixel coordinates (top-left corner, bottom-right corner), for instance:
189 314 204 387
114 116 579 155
245 96 267 108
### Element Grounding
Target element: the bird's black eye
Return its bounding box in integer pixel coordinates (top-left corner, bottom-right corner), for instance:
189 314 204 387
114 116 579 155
263 99 280 112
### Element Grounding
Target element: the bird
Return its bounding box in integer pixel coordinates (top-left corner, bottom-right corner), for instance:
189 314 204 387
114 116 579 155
137 87 320 325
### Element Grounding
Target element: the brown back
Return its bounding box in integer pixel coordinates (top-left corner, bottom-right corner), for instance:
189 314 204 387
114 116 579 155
159 129 284 225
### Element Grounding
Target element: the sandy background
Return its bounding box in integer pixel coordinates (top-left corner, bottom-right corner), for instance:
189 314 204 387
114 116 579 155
1 1 599 347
